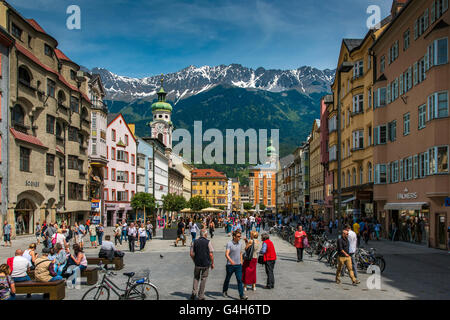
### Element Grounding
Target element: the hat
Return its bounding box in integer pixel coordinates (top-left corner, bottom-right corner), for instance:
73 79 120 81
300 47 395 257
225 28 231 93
42 248 51 254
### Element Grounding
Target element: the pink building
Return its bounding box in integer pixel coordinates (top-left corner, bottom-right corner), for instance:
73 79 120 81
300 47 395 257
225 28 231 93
321 96 335 220
104 114 137 226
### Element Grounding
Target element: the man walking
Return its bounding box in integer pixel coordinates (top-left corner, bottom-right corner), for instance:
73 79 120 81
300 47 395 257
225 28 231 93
127 222 137 252
190 229 214 300
222 230 248 300
260 233 277 289
336 229 360 285
345 224 358 280
3 221 12 247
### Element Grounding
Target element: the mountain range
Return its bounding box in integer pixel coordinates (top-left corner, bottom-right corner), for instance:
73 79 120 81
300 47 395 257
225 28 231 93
87 63 335 159
91 64 335 103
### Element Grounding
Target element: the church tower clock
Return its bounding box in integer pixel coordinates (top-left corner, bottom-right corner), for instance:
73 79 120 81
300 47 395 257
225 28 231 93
150 76 173 150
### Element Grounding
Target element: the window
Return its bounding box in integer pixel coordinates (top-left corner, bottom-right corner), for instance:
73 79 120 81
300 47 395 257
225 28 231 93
436 38 448 65
353 60 364 78
374 125 387 145
44 44 52 57
46 154 55 176
352 168 357 186
329 145 337 161
391 161 399 183
68 183 84 200
68 126 78 142
414 155 419 179
374 87 386 108
68 155 79 170
112 169 116 181
359 166 363 185
328 116 337 132
347 170 351 187
112 190 116 201
117 150 126 161
70 96 79 113
131 154 135 166
403 29 410 50
12 104 25 126
12 23 22 39
111 147 116 160
20 147 31 172
117 171 127 182
375 164 387 184
352 130 364 150
389 41 399 64
415 9 429 39
352 94 364 113
428 146 449 174
403 113 410 135
405 157 413 180
418 57 426 83
18 67 31 87
368 88 372 109
112 129 116 142
432 0 449 22
125 134 129 146
70 70 76 80
388 121 396 142
47 79 55 97
418 104 426 129
46 115 55 134
380 56 385 73
368 126 372 146
428 91 448 120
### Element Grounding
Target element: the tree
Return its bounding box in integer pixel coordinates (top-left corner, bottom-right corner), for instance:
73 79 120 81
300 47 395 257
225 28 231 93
259 203 266 211
243 203 253 211
162 193 187 213
130 192 156 224
188 196 211 211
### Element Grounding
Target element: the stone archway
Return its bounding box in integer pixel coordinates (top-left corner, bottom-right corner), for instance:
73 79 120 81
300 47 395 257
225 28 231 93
10 190 45 236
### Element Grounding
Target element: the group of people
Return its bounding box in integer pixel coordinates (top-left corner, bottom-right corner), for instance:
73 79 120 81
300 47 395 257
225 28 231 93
190 228 277 300
0 241 89 300
223 214 265 238
112 220 153 252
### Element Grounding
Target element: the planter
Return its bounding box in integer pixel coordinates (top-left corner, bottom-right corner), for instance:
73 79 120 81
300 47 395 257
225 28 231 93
163 228 178 240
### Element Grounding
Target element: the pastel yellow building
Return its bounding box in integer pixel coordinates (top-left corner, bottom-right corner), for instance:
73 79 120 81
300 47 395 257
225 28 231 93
191 169 227 207
231 178 240 211
328 22 389 219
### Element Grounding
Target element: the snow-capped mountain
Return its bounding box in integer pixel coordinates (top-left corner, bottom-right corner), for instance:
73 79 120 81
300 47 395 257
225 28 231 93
89 64 335 103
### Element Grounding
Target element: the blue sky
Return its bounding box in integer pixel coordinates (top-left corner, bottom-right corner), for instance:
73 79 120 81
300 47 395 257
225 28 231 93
9 0 392 78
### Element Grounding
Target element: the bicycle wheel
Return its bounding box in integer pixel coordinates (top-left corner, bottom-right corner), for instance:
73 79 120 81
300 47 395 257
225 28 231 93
126 283 159 300
82 285 110 300
376 257 386 273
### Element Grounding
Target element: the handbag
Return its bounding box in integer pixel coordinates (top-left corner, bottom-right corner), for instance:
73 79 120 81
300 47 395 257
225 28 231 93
302 236 309 248
257 254 265 265
243 241 255 261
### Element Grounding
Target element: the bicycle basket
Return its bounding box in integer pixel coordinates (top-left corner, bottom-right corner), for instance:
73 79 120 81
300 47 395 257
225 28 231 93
131 269 150 282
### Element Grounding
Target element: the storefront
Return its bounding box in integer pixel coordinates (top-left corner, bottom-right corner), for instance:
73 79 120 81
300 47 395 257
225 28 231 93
14 199 34 235
105 202 132 227
383 202 430 246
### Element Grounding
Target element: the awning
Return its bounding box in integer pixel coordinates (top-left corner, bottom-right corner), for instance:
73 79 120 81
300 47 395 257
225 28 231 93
342 196 356 204
384 202 428 210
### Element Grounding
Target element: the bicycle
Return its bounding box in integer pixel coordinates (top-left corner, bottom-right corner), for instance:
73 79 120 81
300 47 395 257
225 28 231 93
81 263 159 300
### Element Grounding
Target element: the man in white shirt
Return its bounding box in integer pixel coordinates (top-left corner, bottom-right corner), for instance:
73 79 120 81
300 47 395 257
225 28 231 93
11 249 32 282
345 224 358 279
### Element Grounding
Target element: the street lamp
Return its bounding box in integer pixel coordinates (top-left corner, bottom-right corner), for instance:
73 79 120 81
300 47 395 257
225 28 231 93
336 61 353 232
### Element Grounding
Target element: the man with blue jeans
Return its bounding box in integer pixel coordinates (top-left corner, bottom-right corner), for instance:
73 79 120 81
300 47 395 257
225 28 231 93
222 230 248 300
3 221 12 247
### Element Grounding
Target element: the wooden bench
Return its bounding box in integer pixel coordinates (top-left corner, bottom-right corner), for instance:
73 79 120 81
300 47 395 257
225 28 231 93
86 256 124 270
28 267 98 285
15 280 65 300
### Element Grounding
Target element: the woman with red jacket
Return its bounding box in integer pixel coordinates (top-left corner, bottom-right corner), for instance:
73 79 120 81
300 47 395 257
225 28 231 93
294 225 307 262
259 233 277 289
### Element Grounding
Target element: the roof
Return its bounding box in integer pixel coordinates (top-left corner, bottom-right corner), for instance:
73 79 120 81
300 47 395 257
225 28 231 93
250 162 277 170
26 19 46 34
231 177 239 183
10 128 47 148
279 154 294 168
54 49 72 63
191 169 227 179
106 113 137 144
107 113 119 125
343 39 364 52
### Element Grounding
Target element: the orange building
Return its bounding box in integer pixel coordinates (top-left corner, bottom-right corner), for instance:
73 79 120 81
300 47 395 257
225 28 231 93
249 164 277 211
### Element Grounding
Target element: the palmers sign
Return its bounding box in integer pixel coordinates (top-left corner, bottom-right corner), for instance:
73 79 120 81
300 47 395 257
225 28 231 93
397 188 418 200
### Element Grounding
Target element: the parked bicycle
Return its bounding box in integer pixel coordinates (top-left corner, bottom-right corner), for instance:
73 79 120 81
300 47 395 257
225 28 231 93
82 263 159 300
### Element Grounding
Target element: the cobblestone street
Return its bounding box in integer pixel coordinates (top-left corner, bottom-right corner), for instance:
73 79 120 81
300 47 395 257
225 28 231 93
1 227 449 300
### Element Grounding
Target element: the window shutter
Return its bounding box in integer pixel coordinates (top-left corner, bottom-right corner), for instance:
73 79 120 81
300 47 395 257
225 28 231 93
400 160 403 181
413 62 418 85
414 20 418 39
408 67 412 90
386 163 390 184
387 85 391 104
399 74 403 95
444 0 449 12
431 1 436 24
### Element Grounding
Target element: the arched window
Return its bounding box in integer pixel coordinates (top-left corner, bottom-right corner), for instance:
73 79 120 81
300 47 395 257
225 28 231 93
347 170 351 187
368 162 372 182
359 166 363 185
12 104 25 125
157 133 163 143
352 168 356 186
18 66 31 86
342 173 345 188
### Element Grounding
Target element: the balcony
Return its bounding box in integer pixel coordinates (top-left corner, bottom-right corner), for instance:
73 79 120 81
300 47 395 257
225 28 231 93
351 147 365 162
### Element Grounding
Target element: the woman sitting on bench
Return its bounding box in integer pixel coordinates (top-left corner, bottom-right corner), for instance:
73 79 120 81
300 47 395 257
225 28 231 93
66 244 87 285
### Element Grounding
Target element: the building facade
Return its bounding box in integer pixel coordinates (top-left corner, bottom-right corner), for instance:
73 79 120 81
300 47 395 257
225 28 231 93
168 166 184 196
277 154 294 213
372 0 449 249
321 96 335 221
1 5 93 235
104 113 136 226
87 74 108 224
310 119 324 217
231 177 240 211
171 153 192 201
191 169 227 207
0 26 13 231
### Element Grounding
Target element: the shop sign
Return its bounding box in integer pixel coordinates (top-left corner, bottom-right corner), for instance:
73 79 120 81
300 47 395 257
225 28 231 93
91 199 101 212
25 180 39 187
445 197 450 207
397 188 417 200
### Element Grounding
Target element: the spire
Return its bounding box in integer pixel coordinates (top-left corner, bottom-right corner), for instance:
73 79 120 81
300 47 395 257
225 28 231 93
158 74 167 102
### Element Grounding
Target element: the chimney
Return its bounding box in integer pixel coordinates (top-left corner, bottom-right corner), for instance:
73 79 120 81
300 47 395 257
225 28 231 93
391 0 408 18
